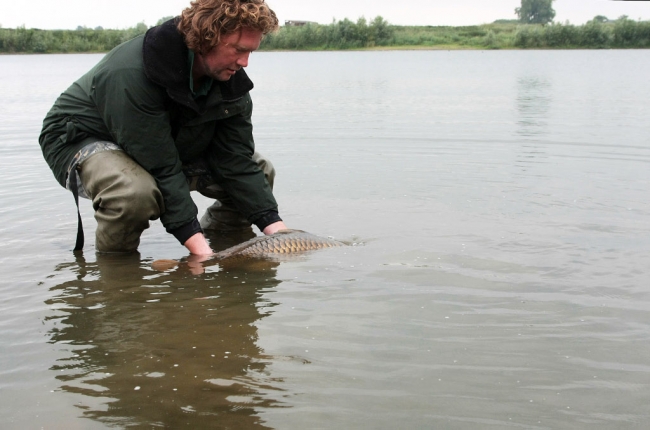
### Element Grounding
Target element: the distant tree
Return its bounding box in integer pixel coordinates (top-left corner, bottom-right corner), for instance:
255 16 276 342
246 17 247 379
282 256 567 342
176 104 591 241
592 15 609 24
134 21 148 32
515 0 556 25
369 16 393 45
95 26 104 31
156 16 176 26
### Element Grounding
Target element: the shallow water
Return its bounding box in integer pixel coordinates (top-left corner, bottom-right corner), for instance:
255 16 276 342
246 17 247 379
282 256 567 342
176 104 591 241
0 50 649 429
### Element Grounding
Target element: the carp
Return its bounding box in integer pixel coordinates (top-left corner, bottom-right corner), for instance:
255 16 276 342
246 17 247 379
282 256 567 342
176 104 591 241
212 229 344 260
152 229 344 271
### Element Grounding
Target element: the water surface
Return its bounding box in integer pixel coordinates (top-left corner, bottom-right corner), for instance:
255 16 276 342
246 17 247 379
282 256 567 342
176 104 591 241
0 50 649 429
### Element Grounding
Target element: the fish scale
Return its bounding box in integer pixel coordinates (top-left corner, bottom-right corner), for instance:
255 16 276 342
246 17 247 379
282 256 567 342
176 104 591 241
212 229 344 261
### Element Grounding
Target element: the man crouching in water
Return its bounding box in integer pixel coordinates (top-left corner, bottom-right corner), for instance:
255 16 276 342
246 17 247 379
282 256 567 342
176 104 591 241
39 0 287 256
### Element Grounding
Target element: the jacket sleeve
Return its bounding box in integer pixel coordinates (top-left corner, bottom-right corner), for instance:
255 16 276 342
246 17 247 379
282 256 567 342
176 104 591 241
206 94 279 224
89 65 199 234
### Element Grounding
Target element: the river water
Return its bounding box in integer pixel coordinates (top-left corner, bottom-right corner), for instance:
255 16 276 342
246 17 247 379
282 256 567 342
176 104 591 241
0 49 649 429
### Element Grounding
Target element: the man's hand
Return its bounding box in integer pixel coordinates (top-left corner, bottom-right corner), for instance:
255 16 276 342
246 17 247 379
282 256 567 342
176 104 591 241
184 232 214 256
183 233 213 274
262 221 288 235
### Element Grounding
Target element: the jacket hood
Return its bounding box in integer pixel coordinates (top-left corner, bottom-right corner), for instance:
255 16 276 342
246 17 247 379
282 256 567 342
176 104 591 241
142 18 254 111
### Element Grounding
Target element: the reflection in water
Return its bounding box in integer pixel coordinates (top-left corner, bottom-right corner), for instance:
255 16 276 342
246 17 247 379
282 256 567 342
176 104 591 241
516 76 552 171
516 76 551 137
44 240 286 428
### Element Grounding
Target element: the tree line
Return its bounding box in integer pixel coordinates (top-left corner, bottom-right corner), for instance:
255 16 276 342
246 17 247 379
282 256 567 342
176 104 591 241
263 17 650 50
0 23 148 53
512 17 650 49
1 16 649 54
260 16 393 49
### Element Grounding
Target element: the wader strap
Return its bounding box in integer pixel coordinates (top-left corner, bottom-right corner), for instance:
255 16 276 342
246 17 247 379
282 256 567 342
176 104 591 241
70 175 84 252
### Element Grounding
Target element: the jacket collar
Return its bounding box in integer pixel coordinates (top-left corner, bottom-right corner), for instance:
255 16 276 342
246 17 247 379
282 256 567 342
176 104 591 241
142 18 254 112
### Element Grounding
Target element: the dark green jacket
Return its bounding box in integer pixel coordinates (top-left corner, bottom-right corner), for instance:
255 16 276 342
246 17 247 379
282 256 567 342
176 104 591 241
39 19 279 241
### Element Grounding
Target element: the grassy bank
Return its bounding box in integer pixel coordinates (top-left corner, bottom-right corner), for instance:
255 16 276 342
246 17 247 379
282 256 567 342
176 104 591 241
1 18 649 54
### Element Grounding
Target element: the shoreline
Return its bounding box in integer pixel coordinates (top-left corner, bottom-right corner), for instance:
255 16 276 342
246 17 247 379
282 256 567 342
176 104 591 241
0 45 650 56
3 46 648 55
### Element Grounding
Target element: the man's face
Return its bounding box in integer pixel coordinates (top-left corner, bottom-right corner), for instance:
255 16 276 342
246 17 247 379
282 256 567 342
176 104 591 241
197 27 263 82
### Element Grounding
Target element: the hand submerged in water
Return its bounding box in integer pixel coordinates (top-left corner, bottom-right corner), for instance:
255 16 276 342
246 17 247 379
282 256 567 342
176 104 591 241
186 253 213 275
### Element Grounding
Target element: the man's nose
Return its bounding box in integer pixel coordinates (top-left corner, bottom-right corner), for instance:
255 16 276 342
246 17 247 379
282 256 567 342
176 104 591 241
236 53 250 68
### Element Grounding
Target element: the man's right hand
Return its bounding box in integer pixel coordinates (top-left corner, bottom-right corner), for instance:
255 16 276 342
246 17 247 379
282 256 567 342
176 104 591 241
184 232 214 256
263 221 288 235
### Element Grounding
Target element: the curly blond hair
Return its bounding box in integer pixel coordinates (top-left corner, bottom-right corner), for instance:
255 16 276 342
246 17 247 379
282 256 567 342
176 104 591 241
178 0 279 53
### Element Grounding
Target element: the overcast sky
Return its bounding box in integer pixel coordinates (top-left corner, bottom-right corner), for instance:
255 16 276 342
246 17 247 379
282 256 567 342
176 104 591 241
2 0 649 30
